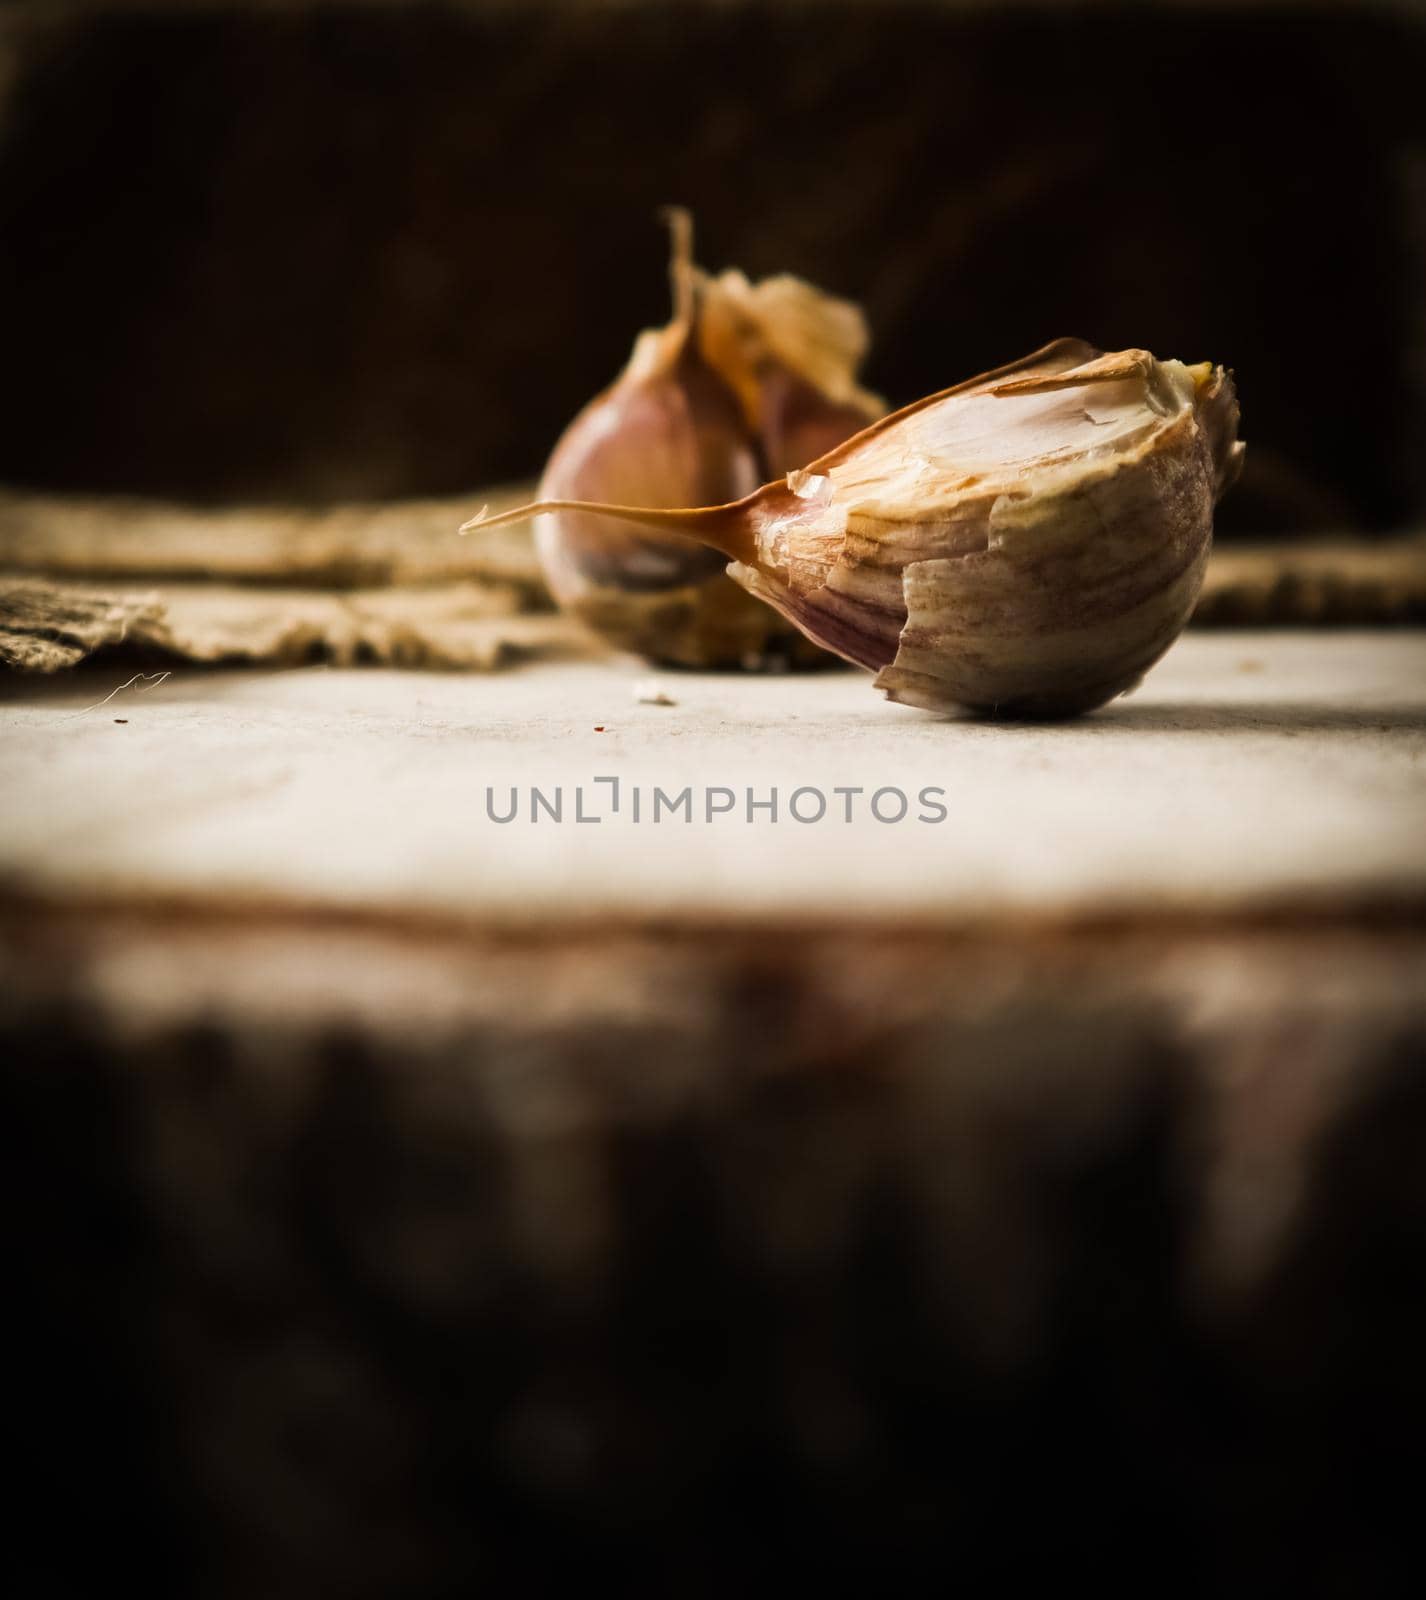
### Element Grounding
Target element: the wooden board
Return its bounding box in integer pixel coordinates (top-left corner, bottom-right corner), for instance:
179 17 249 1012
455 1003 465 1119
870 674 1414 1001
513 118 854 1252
2 632 1423 930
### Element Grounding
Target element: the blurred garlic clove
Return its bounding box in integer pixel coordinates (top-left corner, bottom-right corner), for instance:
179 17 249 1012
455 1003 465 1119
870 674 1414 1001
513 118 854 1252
530 210 882 670
466 338 1243 718
536 319 755 595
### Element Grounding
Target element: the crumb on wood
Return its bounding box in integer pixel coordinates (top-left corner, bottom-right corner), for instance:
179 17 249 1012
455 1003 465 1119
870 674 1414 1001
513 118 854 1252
633 679 676 707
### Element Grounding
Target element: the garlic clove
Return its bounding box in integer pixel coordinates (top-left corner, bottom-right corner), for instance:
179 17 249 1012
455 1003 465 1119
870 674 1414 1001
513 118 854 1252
466 339 1242 717
537 331 758 596
527 211 883 670
535 212 759 616
869 355 1242 715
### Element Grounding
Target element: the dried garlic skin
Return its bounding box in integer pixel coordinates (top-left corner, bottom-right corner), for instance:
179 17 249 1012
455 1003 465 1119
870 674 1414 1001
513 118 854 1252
534 222 883 669
466 338 1242 718
694 268 884 477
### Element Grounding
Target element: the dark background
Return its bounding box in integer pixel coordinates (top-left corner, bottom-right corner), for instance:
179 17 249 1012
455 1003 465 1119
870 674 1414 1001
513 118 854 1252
1 0 1423 534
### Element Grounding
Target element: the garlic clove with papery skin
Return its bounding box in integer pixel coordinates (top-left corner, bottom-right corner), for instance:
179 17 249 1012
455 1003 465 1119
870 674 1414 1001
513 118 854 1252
530 211 883 670
464 339 1242 718
733 339 1243 716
